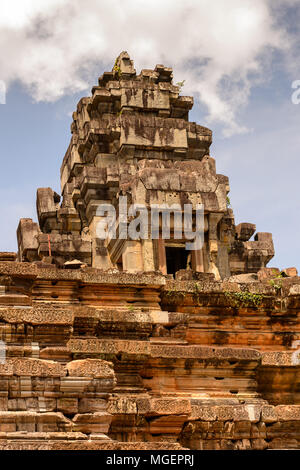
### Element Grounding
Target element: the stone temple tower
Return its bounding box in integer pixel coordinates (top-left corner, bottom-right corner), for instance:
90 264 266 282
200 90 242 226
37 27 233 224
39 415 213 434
17 52 274 279
0 53 300 452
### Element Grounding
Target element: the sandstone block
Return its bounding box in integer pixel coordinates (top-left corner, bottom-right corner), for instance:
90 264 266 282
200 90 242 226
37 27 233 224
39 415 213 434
78 398 107 414
282 267 298 277
235 223 256 241
57 398 78 415
72 412 112 434
257 267 280 281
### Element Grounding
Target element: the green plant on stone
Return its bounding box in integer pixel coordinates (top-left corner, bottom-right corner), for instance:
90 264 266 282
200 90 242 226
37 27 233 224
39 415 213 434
269 270 284 291
272 270 284 279
194 282 201 293
165 288 176 297
269 278 283 291
192 282 204 305
165 288 185 302
225 290 263 308
113 59 122 79
176 80 185 92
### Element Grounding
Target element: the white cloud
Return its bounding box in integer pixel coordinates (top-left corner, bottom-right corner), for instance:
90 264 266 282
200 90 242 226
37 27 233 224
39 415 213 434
0 0 296 135
0 80 6 104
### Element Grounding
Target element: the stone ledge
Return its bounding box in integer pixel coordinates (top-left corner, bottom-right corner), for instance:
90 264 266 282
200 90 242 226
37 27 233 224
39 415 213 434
0 262 166 287
0 306 74 325
0 358 115 380
262 351 300 366
68 338 151 356
67 359 115 378
150 345 261 361
0 358 66 377
0 440 186 450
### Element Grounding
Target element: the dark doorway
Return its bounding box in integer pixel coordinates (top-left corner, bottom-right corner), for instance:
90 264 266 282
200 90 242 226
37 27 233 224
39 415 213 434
116 256 123 271
165 246 189 275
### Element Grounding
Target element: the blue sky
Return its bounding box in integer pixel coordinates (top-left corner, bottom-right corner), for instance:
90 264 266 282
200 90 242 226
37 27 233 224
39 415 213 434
0 0 299 270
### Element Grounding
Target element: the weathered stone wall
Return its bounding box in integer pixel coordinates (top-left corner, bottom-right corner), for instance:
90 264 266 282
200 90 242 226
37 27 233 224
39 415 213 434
0 261 299 449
